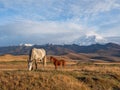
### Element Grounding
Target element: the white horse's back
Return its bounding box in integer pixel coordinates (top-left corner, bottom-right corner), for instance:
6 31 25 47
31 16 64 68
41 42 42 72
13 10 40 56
31 48 46 61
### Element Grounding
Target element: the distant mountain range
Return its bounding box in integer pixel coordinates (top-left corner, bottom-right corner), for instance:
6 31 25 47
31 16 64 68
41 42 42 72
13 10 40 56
18 35 120 47
0 43 120 58
73 35 120 45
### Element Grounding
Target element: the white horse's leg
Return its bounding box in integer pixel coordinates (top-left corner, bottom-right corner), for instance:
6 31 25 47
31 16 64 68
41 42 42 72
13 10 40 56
28 61 33 71
35 60 37 70
43 56 46 70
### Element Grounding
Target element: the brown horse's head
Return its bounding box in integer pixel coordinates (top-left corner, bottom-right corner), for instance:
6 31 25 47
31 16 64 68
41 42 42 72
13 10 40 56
50 56 57 62
50 56 53 62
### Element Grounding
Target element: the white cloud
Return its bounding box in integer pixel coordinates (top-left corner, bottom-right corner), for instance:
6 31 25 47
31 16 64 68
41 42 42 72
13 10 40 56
0 0 120 46
0 0 119 21
0 20 89 45
0 21 83 34
86 31 104 40
100 25 120 37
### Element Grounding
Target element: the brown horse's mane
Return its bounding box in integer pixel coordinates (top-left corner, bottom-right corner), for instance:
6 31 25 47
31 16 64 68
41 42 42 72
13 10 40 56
50 56 58 62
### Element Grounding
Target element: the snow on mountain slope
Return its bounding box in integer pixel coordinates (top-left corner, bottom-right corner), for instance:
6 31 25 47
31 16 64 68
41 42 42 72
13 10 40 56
19 43 33 47
73 34 120 46
73 34 106 46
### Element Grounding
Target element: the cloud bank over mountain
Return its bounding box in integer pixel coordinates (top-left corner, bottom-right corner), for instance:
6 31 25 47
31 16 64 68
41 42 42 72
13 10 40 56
0 0 120 46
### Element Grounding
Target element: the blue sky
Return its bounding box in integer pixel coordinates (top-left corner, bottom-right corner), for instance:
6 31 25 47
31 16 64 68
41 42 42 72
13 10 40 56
0 0 120 46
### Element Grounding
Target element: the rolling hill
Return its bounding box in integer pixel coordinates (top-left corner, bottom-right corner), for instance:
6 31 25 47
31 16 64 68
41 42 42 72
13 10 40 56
0 43 120 62
0 43 119 55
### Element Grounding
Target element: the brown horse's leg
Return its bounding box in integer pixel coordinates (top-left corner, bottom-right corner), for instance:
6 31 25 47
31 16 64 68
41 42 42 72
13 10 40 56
60 62 63 70
62 61 65 69
55 65 57 70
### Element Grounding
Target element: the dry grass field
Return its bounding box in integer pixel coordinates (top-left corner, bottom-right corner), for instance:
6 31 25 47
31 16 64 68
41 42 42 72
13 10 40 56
0 54 120 90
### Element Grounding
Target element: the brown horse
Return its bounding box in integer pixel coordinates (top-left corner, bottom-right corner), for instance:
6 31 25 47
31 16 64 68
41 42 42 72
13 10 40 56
50 56 66 70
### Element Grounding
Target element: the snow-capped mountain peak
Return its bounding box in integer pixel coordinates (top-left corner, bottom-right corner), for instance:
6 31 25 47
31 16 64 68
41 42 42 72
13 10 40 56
86 32 105 42
19 43 33 47
73 34 106 46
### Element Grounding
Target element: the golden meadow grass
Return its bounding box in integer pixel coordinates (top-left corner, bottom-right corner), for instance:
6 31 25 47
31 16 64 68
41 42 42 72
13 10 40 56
0 54 120 90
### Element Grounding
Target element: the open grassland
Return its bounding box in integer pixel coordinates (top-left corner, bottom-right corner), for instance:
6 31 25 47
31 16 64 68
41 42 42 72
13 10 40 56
0 54 120 90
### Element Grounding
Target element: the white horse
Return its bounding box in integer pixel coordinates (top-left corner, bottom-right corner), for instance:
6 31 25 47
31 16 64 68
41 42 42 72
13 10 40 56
28 48 46 71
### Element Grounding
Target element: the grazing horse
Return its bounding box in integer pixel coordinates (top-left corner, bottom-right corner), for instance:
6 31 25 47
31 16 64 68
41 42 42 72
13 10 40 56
28 48 46 71
50 56 66 70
